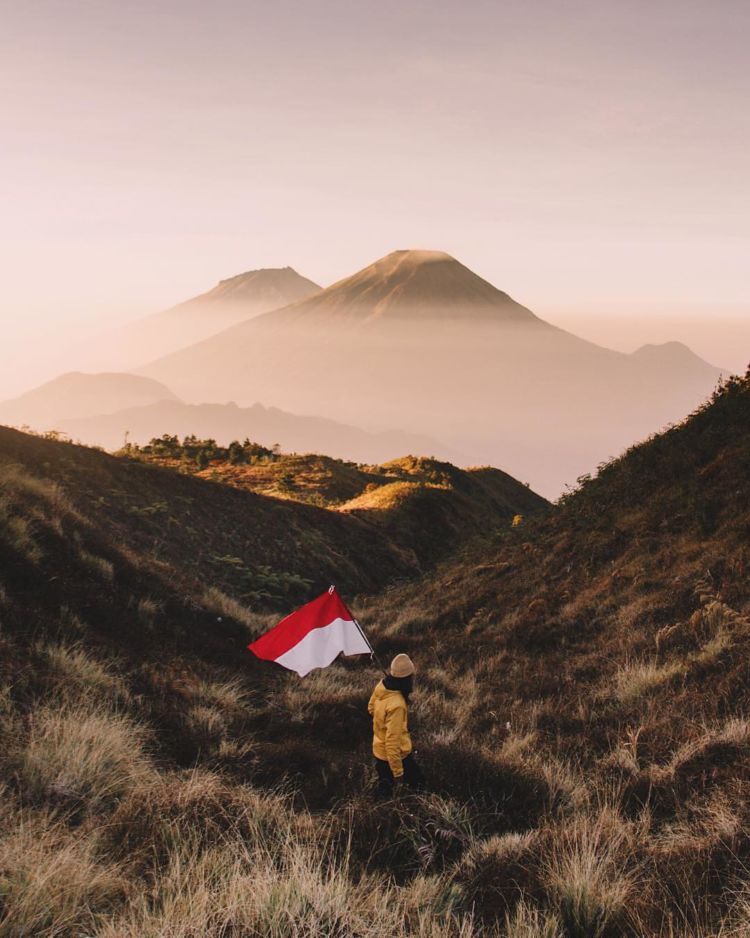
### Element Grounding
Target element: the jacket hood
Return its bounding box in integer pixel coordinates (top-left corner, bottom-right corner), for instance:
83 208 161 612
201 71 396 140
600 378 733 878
371 679 401 700
382 674 413 701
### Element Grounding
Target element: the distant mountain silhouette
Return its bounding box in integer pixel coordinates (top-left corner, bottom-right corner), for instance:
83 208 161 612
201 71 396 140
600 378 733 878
68 266 322 373
630 341 722 375
140 250 723 497
0 372 178 428
54 399 449 465
155 266 322 331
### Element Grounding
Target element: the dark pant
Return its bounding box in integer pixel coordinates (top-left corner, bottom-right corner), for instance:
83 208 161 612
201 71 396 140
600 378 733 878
374 753 424 797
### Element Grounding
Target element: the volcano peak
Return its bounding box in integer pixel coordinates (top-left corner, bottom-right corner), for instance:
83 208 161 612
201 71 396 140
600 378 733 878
389 248 456 264
257 249 541 325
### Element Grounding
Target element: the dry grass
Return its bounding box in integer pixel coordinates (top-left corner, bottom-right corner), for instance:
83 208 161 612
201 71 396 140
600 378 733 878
0 686 18 751
0 510 43 562
0 464 83 518
340 480 426 512
38 641 130 707
99 784 487 938
182 704 228 752
612 657 683 705
78 548 115 582
0 808 125 938
504 900 563 938
544 810 638 937
0 464 92 566
202 585 265 630
136 596 161 624
280 667 364 722
98 834 483 938
14 703 152 811
647 716 750 794
196 676 250 712
535 757 589 815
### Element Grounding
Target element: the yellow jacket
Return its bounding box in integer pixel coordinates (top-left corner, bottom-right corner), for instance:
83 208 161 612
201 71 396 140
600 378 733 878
368 679 412 777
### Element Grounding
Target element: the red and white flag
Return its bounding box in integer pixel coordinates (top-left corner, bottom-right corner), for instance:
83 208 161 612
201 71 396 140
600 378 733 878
248 587 371 677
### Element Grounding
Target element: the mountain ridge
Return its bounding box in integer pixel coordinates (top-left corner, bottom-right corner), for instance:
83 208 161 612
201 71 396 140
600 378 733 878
53 398 451 465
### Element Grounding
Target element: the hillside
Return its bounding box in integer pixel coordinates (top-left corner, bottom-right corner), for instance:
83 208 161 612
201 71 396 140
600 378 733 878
124 442 547 567
141 249 722 497
355 369 750 933
0 427 541 603
0 372 179 427
0 373 748 936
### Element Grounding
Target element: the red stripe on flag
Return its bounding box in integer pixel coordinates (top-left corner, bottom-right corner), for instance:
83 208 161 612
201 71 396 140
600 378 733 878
248 589 356 661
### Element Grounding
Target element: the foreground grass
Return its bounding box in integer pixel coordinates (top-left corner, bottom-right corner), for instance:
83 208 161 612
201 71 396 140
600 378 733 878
2 635 749 937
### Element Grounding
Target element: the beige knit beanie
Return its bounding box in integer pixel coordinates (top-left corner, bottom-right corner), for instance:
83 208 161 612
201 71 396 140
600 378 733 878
390 653 415 678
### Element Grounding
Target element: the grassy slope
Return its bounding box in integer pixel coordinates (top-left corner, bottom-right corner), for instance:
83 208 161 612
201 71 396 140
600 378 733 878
1 374 749 936
0 427 425 608
128 448 548 568
358 371 750 933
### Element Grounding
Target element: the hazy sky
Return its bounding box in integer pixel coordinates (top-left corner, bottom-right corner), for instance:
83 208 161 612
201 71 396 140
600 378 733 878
1 0 748 396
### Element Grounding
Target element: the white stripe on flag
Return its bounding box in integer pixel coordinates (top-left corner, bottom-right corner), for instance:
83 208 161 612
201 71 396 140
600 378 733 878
274 617 370 677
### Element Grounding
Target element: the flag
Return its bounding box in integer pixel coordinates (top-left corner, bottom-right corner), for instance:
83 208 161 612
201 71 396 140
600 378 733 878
248 586 371 677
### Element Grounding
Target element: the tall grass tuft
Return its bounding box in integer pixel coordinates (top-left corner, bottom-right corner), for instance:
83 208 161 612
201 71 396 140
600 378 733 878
612 658 683 706
505 899 563 938
0 809 125 938
545 811 636 938
15 703 152 811
38 641 130 707
78 548 115 582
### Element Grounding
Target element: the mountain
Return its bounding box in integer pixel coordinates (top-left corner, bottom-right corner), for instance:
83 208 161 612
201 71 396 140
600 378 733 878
0 372 178 428
0 371 747 937
55 399 449 464
141 250 724 497
66 266 322 373
630 340 722 377
182 266 321 310
244 249 543 324
148 265 322 336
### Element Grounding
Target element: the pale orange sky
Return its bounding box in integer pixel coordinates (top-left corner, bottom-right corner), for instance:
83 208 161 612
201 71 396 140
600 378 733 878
1 0 748 397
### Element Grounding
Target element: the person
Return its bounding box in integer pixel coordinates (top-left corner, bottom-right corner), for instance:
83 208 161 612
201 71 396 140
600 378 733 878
367 653 424 797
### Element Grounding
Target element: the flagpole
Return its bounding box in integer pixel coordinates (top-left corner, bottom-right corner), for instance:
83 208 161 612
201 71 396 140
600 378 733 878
354 617 387 674
331 585 387 674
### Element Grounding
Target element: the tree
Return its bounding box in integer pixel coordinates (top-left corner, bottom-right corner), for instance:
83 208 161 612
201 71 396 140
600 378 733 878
228 441 245 465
